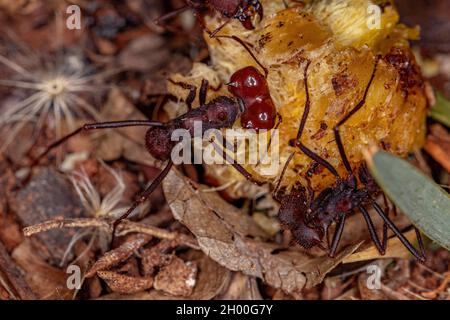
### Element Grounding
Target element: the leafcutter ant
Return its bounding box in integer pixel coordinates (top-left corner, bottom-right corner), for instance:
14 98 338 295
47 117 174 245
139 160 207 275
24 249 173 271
30 81 266 245
155 0 264 37
275 58 426 261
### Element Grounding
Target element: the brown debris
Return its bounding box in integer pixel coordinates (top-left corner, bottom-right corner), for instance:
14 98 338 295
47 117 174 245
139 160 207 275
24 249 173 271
11 240 71 299
163 170 361 294
86 234 151 278
9 168 84 264
425 124 450 172
153 256 198 297
0 240 36 300
98 271 153 294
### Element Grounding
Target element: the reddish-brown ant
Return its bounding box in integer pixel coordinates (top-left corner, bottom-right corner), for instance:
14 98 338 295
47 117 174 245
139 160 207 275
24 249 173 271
170 34 278 132
155 0 263 37
275 58 427 261
31 81 266 245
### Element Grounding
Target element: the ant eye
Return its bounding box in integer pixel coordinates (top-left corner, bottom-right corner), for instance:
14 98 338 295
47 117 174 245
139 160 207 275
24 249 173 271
245 75 258 87
258 112 268 121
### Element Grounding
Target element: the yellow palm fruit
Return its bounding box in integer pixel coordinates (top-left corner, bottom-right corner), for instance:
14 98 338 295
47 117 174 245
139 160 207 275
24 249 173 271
168 0 428 197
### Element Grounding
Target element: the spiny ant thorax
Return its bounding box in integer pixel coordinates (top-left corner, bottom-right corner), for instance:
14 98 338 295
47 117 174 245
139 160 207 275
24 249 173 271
145 96 239 161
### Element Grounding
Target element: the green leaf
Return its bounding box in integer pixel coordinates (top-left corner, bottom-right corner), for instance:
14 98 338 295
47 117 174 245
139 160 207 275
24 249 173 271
367 150 450 251
431 92 450 128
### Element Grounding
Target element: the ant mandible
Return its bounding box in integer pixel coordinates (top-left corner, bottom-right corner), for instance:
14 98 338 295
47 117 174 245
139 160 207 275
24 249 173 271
155 0 264 37
275 57 427 261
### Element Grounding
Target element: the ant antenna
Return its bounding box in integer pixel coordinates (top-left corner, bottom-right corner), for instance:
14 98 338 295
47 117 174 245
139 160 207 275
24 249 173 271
30 120 164 168
215 35 268 77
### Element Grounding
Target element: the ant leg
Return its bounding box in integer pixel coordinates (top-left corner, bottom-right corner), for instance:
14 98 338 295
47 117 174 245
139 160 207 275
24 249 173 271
415 227 427 260
111 160 174 246
212 139 264 186
209 17 232 38
255 113 282 168
359 205 386 255
273 152 295 200
371 201 426 262
32 120 163 166
252 0 264 20
169 80 197 110
215 35 268 76
333 56 380 174
329 213 347 257
199 79 209 106
295 61 340 178
154 6 190 26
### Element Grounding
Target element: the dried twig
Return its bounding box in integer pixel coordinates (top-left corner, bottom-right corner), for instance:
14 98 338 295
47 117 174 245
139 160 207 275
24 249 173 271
421 271 450 299
23 218 199 250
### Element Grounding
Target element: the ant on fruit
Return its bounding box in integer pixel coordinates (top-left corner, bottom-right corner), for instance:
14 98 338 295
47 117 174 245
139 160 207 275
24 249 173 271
31 34 278 246
155 1 263 37
274 57 427 262
170 33 278 132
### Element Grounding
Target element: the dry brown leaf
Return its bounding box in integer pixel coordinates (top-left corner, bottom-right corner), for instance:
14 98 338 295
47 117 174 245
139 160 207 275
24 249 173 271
0 240 36 300
99 251 231 300
357 273 387 300
153 256 198 297
118 35 170 72
162 170 361 294
11 240 71 300
218 272 262 300
141 239 178 276
343 229 417 264
94 87 157 166
97 271 153 294
86 234 151 278
425 124 450 173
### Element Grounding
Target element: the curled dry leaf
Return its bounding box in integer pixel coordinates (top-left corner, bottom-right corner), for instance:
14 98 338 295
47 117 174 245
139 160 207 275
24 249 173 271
141 239 179 276
163 170 361 294
86 234 151 278
98 251 231 300
153 256 198 297
97 271 153 294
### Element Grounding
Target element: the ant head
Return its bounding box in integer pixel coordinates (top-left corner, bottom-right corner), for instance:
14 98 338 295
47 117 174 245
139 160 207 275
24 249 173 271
209 0 241 17
240 97 276 130
278 187 324 249
145 126 176 161
227 66 268 100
